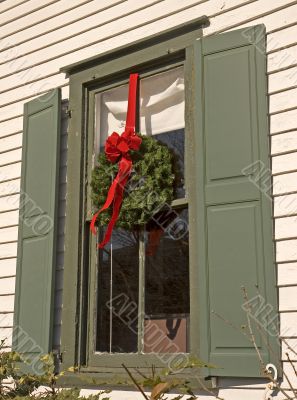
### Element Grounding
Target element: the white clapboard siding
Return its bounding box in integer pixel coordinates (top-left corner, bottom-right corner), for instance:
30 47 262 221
273 152 297 175
0 227 18 244
0 0 207 77
0 86 69 123
281 313 297 337
282 341 297 367
282 370 297 391
267 24 297 54
0 243 17 260
0 149 22 168
0 0 60 26
0 0 29 14
0 277 15 295
0 104 24 123
277 240 297 263
0 0 284 99
0 327 13 346
268 67 297 94
0 163 21 182
0 0 126 50
203 0 297 34
10 0 200 62
0 294 14 312
0 2 292 105
0 75 67 109
268 44 297 73
279 287 297 310
0 312 13 328
0 258 17 277
0 179 21 198
0 71 62 104
226 3 297 34
274 193 297 217
275 216 297 240
271 132 297 155
274 172 297 196
0 0 102 38
0 134 22 154
0 195 20 213
278 263 297 285
271 109 297 134
270 88 297 115
0 0 259 82
0 118 23 137
0 0 125 49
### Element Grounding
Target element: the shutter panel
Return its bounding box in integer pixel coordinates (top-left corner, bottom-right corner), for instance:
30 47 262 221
193 26 278 377
13 89 61 369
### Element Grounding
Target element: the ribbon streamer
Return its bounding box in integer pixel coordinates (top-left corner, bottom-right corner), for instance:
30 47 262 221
90 73 142 248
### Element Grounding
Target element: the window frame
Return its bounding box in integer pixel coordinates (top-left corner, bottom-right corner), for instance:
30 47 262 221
88 64 190 364
60 17 208 384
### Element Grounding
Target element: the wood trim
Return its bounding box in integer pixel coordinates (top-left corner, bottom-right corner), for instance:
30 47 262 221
60 76 84 369
61 25 204 378
60 16 208 75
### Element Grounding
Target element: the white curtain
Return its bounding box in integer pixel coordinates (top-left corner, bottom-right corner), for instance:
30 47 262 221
95 67 184 152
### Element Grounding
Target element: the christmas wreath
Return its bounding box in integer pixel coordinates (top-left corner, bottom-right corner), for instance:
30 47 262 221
91 134 175 231
90 73 177 249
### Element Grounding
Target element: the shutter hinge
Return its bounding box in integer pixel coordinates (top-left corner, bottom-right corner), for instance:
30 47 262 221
65 107 72 118
52 349 63 364
211 377 218 388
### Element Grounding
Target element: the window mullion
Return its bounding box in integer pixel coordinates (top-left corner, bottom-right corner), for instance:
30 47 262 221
138 229 145 353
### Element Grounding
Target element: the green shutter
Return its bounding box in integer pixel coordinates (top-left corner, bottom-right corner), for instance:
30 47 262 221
13 89 61 370
193 26 278 377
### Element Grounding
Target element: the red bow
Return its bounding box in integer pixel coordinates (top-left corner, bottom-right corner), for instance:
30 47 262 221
105 130 142 163
90 74 142 248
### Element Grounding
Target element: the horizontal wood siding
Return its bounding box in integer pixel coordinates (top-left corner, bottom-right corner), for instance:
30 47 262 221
0 0 296 397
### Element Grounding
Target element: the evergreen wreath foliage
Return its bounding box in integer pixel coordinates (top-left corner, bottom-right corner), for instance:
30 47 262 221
91 135 175 230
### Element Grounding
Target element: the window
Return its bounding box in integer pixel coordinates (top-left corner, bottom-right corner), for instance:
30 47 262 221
14 20 278 383
93 67 189 355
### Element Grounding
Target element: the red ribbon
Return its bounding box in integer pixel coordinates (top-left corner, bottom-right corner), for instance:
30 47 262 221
90 73 142 248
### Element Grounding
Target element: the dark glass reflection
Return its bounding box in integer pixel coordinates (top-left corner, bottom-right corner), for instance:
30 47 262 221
155 129 185 199
96 229 139 353
144 208 189 353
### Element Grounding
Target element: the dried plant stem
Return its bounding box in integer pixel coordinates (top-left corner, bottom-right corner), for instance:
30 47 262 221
248 308 297 399
286 352 297 380
192 373 224 400
133 367 148 380
122 364 150 400
211 310 252 342
241 287 266 372
241 288 296 400
213 287 295 400
283 338 297 358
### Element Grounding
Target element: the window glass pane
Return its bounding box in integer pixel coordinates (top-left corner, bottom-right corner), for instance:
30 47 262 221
140 67 185 198
95 84 129 153
139 67 184 136
95 67 184 147
154 129 185 198
144 208 189 353
94 68 185 197
96 229 139 353
94 66 187 354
